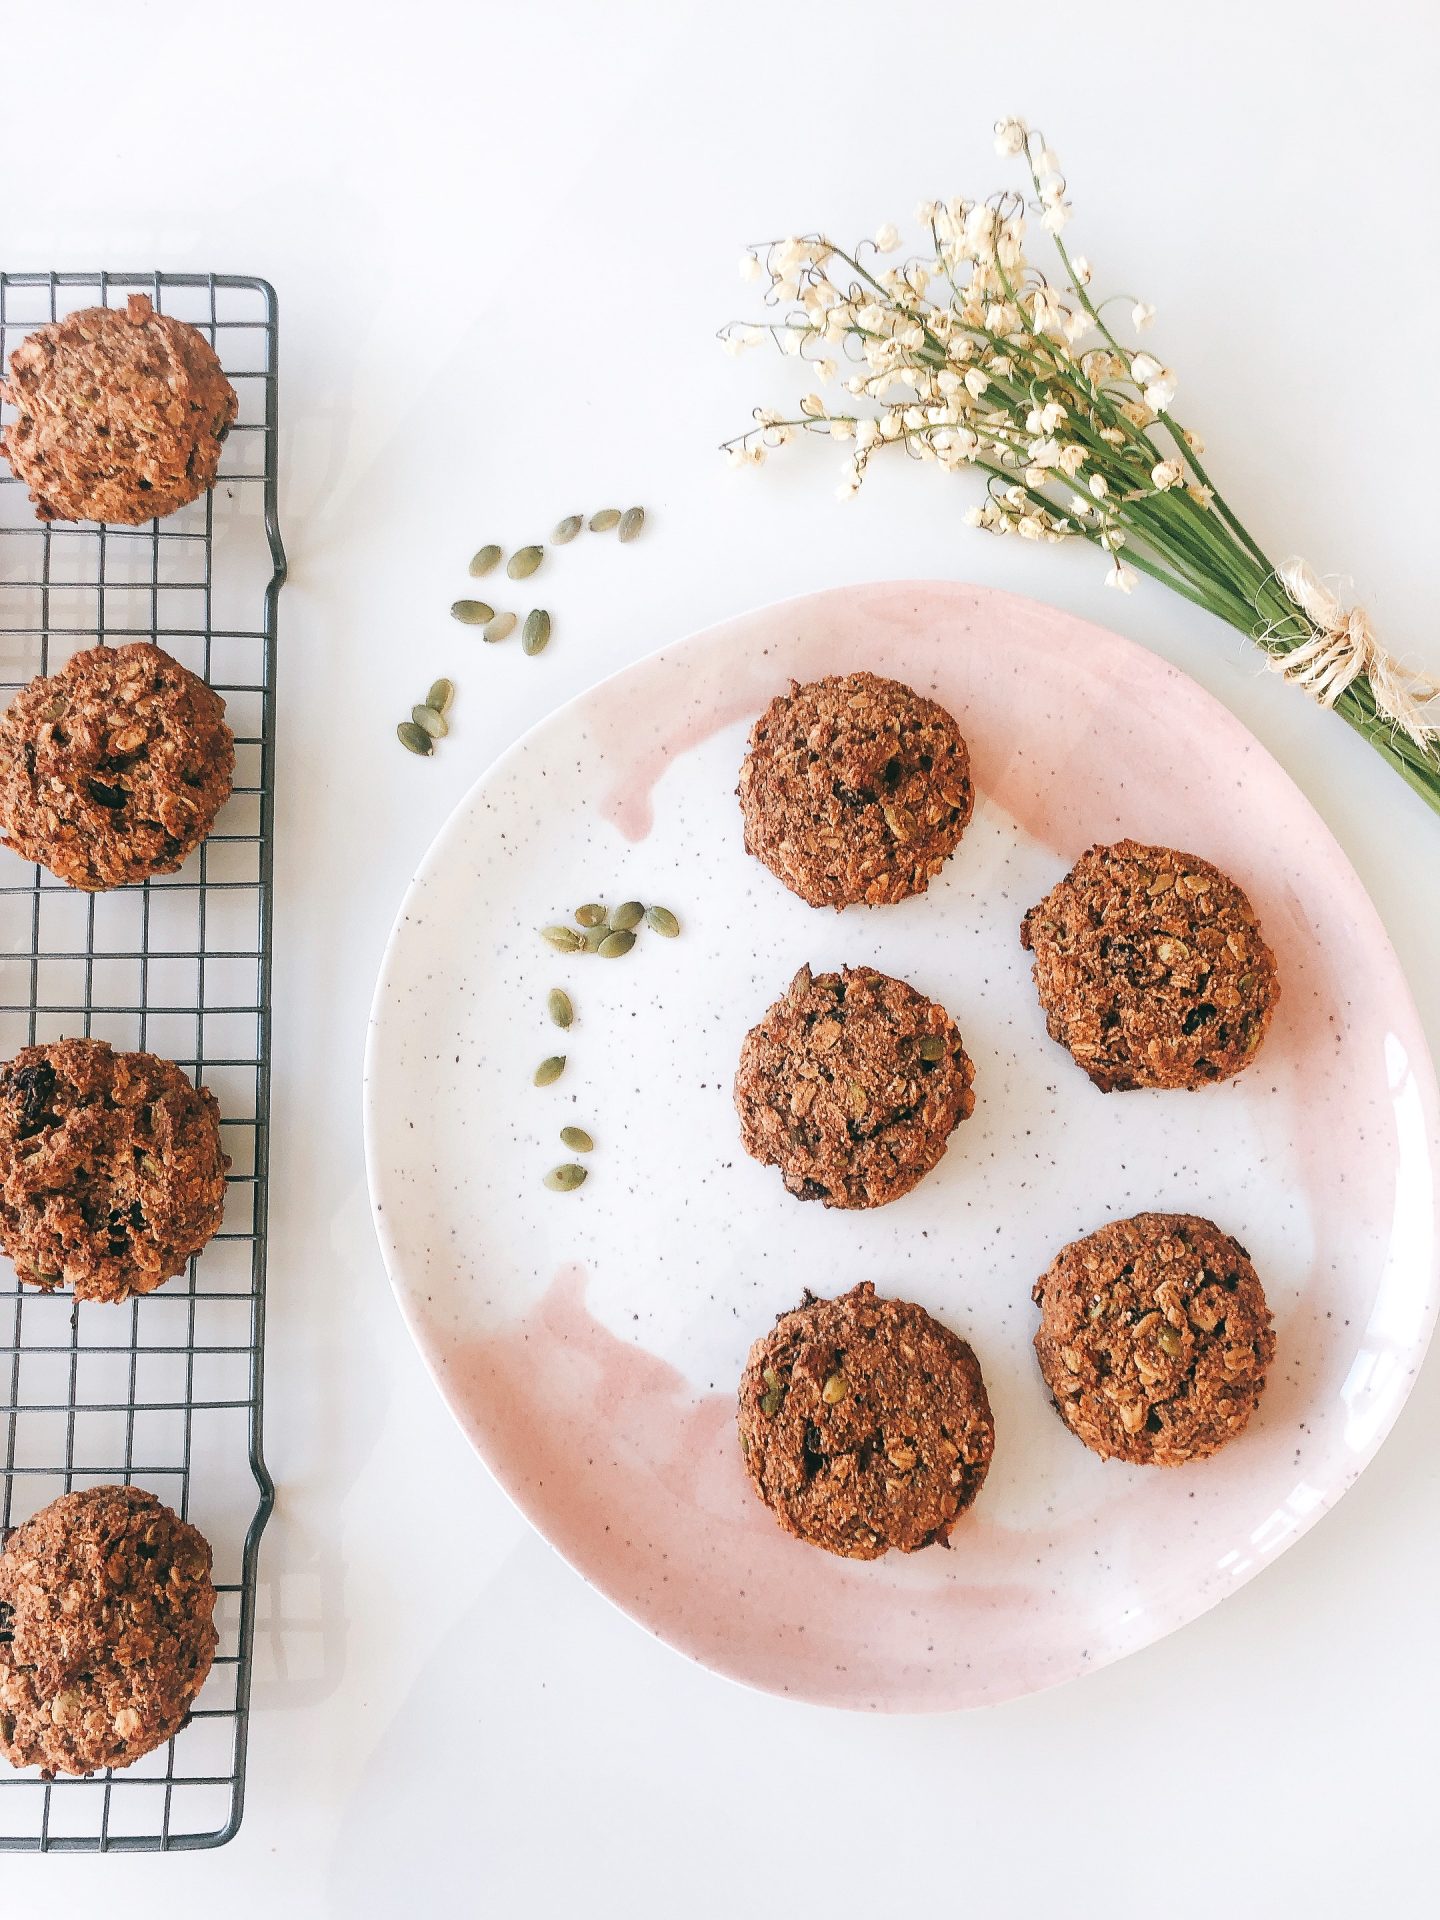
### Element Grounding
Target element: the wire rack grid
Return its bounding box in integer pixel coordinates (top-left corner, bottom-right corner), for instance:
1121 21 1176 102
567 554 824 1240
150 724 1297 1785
0 272 283 1852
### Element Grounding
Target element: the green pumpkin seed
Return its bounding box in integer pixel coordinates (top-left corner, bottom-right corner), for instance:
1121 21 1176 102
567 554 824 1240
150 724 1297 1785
553 514 583 543
542 924 585 952
560 1126 594 1153
644 906 679 938
821 1372 848 1405
522 608 552 656
582 922 608 951
451 598 494 625
547 988 573 1029
469 545 502 577
411 703 448 739
759 1388 784 1417
609 900 645 932
507 545 544 580
534 1055 566 1087
588 508 621 532
426 678 455 716
618 506 646 542
1157 1324 1184 1358
483 612 517 644
762 1366 780 1390
544 1162 588 1192
918 1035 946 1062
598 928 635 959
575 903 607 928
397 720 433 756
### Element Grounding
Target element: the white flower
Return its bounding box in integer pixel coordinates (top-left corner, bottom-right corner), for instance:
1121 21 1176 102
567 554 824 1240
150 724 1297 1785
813 357 838 384
903 406 925 430
964 505 986 527
1039 175 1065 207
830 417 854 440
1151 459 1184 490
994 117 1028 157
1184 429 1206 454
1105 563 1137 592
1144 376 1176 413
747 444 766 467
1088 473 1109 499
801 392 824 416
778 328 804 356
1028 437 1061 468
1132 301 1155 331
1018 515 1045 540
836 481 859 501
880 412 903 440
916 200 939 225
1057 443 1086 478
964 368 989 399
1036 147 1061 176
722 334 745 358
1041 203 1071 235
855 418 880 449
726 445 747 468
1131 352 1164 385
874 222 901 253
1187 482 1213 506
1070 255 1091 285
739 252 761 283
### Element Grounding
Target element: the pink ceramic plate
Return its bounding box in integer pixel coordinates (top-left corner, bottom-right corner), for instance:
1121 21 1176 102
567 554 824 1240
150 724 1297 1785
364 582 1439 1711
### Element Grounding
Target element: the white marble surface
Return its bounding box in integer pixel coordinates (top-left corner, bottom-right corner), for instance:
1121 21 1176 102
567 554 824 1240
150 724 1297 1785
5 0 1438 1911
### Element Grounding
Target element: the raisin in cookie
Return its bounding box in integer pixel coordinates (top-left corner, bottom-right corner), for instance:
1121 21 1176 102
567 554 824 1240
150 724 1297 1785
0 294 237 524
738 671 974 908
1020 840 1279 1091
1032 1212 1276 1466
0 642 234 890
738 1282 994 1559
0 1039 229 1304
734 963 975 1209
0 1485 216 1776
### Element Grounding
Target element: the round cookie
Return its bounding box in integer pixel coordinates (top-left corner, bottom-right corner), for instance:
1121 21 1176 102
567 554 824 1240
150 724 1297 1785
737 670 974 908
0 1038 229 1304
0 1485 216 1776
1020 839 1279 1092
734 963 975 1209
0 293 238 524
0 641 234 890
738 1282 994 1558
1032 1212 1276 1466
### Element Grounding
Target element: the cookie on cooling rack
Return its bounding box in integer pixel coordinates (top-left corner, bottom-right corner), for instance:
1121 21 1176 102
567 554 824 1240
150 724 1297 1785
737 670 974 908
0 293 238 524
0 1485 217 1777
0 1038 229 1305
0 641 234 890
738 1282 994 1559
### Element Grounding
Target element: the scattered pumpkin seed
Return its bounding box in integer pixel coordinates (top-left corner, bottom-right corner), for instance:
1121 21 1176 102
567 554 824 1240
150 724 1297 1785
762 1366 780 1390
1158 1324 1184 1358
618 506 646 542
426 677 455 715
411 703 448 739
522 608 552 656
469 545 503 577
560 1126 594 1153
553 514 583 543
821 1372 848 1405
544 1162 588 1192
645 906 680 937
542 924 585 952
451 598 494 625
397 720 433 756
534 1055 566 1087
547 988 573 1029
918 1035 946 1062
575 903 608 928
582 923 608 951
483 611 517 644
598 928 635 958
609 900 645 932
588 508 621 532
508 545 544 580
759 1387 784 1416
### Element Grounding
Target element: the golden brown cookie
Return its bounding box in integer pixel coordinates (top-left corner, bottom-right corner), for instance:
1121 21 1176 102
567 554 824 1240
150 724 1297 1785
0 1485 217 1777
734 963 975 1209
0 1039 229 1304
737 671 974 908
1032 1212 1276 1466
738 1282 994 1559
1020 840 1279 1091
0 293 238 524
0 642 234 890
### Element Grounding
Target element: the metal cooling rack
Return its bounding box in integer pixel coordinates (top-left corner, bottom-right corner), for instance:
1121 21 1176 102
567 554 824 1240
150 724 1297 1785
0 272 283 1852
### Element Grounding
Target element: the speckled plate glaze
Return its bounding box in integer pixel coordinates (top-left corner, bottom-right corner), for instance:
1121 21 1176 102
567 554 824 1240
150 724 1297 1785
364 581 1439 1712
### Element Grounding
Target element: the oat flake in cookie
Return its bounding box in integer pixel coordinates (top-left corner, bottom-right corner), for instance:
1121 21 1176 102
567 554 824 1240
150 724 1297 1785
0 1038 229 1305
734 963 975 1209
0 1485 217 1777
1020 839 1279 1091
0 642 234 890
738 1282 994 1559
737 670 974 908
1033 1212 1276 1467
0 293 238 525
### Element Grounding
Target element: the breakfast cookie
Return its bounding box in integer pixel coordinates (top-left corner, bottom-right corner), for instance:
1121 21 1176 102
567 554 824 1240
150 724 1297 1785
738 1282 994 1558
1020 839 1279 1091
0 1038 229 1304
734 963 975 1209
1032 1212 1276 1466
0 641 234 890
0 1485 217 1776
0 293 238 524
737 670 974 908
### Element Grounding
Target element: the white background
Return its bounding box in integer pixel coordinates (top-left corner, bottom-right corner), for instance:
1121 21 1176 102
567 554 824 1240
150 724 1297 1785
5 0 1439 1911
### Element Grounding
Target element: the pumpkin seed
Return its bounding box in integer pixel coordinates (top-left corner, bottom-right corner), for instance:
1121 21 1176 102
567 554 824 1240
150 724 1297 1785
534 1055 566 1087
575 903 607 928
618 505 646 542
588 508 621 531
645 906 680 937
397 720 433 756
609 900 645 932
450 598 494 625
582 922 608 951
544 1162 588 1192
553 514 583 543
469 545 502 577
507 545 544 580
759 1388 784 1416
522 608 552 656
547 988 573 1029
483 611 517 644
411 703 448 739
542 924 585 952
598 928 635 959
560 1126 594 1153
426 677 455 715
822 1372 848 1405
918 1035 946 1062
1157 1324 1183 1358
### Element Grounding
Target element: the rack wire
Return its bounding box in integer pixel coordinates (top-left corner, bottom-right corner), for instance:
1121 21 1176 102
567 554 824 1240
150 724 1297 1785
0 272 283 1851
